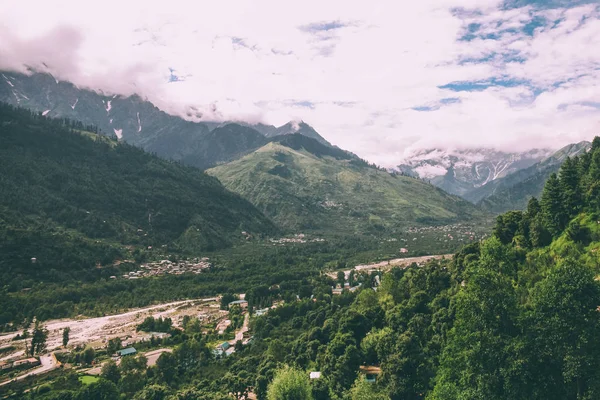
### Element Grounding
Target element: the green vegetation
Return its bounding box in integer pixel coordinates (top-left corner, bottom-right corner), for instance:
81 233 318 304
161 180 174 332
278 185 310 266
137 316 173 333
267 365 313 400
208 134 484 234
7 136 598 399
0 102 276 290
78 375 100 385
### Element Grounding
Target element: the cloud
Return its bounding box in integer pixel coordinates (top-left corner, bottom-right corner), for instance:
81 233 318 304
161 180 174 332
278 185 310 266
0 0 599 166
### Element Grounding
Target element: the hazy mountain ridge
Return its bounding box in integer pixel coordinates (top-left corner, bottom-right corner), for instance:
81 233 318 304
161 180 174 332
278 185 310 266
477 140 591 213
398 147 553 197
0 70 331 170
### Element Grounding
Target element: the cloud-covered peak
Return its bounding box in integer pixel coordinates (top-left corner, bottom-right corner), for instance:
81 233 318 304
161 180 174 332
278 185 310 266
0 0 599 166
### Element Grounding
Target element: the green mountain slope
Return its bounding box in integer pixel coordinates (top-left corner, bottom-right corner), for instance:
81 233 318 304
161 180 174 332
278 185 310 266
207 134 483 234
475 141 591 213
0 103 276 285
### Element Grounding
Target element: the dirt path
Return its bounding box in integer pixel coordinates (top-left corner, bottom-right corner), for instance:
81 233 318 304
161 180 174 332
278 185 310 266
230 313 249 345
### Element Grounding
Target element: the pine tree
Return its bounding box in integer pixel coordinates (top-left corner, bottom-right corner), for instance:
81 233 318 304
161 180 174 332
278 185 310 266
525 197 541 219
541 173 566 237
30 321 48 356
559 157 582 218
62 327 70 347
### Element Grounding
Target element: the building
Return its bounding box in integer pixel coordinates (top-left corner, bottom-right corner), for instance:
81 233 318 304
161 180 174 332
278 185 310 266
13 358 39 367
359 365 381 383
309 371 321 379
255 308 269 316
228 300 248 309
116 347 137 357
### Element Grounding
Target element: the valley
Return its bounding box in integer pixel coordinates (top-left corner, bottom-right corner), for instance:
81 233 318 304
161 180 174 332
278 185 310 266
0 65 597 399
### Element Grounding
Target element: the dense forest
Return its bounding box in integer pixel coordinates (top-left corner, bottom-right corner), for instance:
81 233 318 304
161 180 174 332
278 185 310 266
0 103 276 287
7 137 600 399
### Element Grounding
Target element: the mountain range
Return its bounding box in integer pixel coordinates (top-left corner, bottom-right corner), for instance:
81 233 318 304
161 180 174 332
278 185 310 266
1 69 591 223
0 71 330 170
397 148 553 198
476 141 591 213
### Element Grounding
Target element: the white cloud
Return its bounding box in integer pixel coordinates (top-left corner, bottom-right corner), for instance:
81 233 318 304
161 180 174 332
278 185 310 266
0 0 599 166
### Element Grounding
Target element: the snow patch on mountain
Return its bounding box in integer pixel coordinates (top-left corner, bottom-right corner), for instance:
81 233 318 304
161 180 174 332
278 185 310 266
137 112 142 133
42 110 50 116
290 120 301 133
106 100 112 113
113 128 123 139
397 147 553 197
71 98 78 110
3 74 14 87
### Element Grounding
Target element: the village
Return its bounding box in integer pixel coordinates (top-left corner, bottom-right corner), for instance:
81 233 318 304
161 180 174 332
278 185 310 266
0 294 261 388
119 257 212 279
0 251 437 394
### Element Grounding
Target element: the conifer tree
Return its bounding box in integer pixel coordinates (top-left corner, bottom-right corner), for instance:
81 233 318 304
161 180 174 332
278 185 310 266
525 197 541 219
559 157 582 218
541 173 566 237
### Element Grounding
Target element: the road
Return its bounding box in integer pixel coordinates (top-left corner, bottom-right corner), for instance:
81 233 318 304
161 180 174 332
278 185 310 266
230 313 249 345
145 348 173 366
0 354 59 387
326 254 452 279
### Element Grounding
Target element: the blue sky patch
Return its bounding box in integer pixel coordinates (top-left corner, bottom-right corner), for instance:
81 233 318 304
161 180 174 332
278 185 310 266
439 78 532 92
412 97 461 112
300 20 348 33
502 0 599 10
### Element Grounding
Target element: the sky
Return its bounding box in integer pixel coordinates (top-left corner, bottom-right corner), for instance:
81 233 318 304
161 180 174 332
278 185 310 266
0 0 599 166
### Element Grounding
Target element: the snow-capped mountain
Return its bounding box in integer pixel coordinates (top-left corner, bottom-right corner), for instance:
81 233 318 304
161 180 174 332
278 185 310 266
397 148 553 198
0 70 331 170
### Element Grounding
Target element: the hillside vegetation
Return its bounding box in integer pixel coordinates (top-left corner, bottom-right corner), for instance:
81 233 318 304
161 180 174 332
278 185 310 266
208 134 483 234
11 137 600 399
0 103 276 287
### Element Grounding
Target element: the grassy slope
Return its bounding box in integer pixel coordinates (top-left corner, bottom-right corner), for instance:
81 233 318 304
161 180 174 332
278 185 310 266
208 141 484 235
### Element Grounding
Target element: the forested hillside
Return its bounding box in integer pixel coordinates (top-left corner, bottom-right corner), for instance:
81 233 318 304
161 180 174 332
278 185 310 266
208 134 483 234
14 131 600 398
0 103 276 287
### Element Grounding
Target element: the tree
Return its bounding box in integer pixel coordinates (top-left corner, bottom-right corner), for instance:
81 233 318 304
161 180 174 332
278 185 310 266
350 377 387 400
431 268 521 400
541 173 567 237
526 197 541 219
221 293 238 310
106 337 122 355
30 321 48 356
76 380 119 400
525 260 600 400
100 360 121 384
156 351 177 384
132 384 170 400
224 372 250 400
493 211 524 245
559 156 582 218
82 346 96 365
337 271 345 287
62 327 70 347
267 365 313 400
